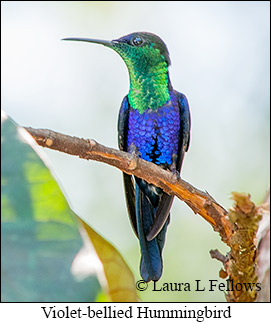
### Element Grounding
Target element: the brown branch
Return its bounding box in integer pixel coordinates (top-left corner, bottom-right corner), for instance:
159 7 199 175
25 126 266 302
210 249 228 264
25 127 229 238
224 192 262 302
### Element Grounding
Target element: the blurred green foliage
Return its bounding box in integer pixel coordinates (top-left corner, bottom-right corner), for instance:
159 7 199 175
1 114 137 302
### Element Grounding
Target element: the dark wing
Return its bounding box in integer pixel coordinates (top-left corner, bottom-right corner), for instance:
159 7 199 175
175 91 191 172
146 91 191 241
117 95 129 151
117 96 138 237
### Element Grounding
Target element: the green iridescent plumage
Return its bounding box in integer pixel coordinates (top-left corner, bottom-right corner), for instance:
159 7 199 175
113 43 170 113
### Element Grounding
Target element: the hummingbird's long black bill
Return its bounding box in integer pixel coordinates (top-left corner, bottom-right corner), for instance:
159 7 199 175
62 37 113 47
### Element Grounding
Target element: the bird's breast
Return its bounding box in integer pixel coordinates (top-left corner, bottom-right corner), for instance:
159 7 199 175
127 101 180 167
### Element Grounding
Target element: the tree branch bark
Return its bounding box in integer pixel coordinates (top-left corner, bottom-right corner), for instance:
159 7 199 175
25 127 229 238
25 126 268 302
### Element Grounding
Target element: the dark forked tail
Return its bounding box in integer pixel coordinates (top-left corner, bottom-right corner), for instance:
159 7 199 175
135 182 171 282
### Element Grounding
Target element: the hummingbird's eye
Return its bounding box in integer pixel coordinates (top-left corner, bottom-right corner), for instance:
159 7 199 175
132 36 143 46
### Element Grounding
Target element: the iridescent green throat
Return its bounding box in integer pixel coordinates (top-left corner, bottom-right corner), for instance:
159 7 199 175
114 45 170 114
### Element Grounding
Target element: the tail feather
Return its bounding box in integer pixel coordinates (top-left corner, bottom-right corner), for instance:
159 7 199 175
146 193 173 241
135 184 169 282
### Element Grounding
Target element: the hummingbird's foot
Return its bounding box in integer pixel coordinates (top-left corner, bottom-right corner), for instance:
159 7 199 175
171 169 181 183
127 151 139 171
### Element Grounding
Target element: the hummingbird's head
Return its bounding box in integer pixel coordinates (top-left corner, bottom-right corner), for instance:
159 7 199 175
111 32 171 67
62 32 172 112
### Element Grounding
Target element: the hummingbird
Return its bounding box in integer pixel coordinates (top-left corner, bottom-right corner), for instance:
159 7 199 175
63 32 191 282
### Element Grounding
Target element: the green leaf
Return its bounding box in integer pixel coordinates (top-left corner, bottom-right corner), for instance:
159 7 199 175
1 112 138 302
1 113 100 301
79 218 139 302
